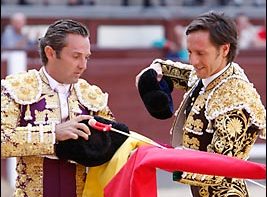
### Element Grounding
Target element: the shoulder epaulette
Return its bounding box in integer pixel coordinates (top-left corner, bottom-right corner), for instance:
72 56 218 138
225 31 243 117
1 69 42 105
74 79 108 112
206 76 266 129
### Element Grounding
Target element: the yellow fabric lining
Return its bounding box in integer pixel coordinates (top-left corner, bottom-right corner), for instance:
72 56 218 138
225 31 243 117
82 131 155 197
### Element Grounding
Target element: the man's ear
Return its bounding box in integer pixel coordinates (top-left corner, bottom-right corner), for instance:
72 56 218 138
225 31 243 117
44 45 56 60
222 43 230 58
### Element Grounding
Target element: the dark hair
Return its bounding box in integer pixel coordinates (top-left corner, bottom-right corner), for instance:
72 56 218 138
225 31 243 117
38 19 89 65
185 11 238 63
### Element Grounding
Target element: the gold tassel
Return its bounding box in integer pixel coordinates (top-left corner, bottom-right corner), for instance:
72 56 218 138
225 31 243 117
24 104 33 120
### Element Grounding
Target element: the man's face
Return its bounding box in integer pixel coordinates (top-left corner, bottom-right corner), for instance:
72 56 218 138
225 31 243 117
186 30 228 79
47 34 91 84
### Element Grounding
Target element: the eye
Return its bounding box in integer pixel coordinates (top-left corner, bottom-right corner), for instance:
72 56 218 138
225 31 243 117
197 52 204 56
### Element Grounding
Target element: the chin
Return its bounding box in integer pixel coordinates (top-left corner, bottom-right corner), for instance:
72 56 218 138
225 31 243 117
72 79 79 84
196 72 208 79
69 76 80 83
196 73 203 79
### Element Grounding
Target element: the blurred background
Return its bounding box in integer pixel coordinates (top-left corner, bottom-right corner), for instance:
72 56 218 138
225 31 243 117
1 0 266 196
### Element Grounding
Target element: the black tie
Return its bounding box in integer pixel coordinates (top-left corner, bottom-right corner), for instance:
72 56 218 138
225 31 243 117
185 80 204 118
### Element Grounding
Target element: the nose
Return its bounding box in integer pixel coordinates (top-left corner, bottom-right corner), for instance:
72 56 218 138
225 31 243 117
78 58 88 70
189 54 199 66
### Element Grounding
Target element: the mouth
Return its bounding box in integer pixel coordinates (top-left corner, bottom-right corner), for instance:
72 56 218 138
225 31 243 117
74 72 81 76
194 67 203 72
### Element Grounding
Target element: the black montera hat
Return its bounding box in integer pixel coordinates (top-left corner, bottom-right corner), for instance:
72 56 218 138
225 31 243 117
138 69 174 119
55 116 129 167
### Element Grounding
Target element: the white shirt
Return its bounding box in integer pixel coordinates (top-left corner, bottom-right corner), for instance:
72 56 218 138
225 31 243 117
42 67 71 122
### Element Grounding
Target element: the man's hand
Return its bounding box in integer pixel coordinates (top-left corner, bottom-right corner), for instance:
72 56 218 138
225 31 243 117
55 115 92 141
135 60 163 88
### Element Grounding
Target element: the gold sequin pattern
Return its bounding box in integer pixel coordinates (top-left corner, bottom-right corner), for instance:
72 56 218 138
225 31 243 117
204 178 249 197
170 63 265 196
74 79 108 112
76 164 87 197
207 109 258 159
179 173 223 186
15 156 44 197
158 60 196 90
2 67 115 196
206 77 266 130
1 69 42 104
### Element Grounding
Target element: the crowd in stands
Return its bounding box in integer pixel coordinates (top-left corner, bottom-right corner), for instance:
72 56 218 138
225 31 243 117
152 24 189 62
1 12 37 49
1 0 266 6
151 12 265 62
184 0 265 6
235 13 266 49
1 12 266 55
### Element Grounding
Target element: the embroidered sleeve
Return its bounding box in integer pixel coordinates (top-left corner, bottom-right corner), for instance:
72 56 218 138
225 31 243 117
1 90 55 158
178 109 259 186
208 109 257 158
153 59 197 90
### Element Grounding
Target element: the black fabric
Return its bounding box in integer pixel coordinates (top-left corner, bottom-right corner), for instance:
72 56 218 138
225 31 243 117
172 170 183 181
55 116 129 167
138 69 174 119
185 80 204 118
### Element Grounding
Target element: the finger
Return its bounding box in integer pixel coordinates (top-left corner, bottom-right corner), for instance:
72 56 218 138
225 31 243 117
152 58 163 64
149 63 163 75
77 122 91 135
150 63 163 81
76 115 93 122
70 133 79 140
75 129 89 140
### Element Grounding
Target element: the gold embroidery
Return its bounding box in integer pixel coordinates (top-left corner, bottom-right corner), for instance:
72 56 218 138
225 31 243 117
209 109 257 160
206 77 266 133
97 106 114 120
183 134 200 149
68 93 83 119
44 94 59 109
192 93 207 113
199 187 209 197
179 173 223 186
76 164 87 197
183 92 209 137
74 79 108 112
69 95 82 115
172 63 264 196
46 109 60 124
154 59 196 90
34 109 47 124
226 118 243 136
205 179 248 197
2 68 103 197
1 69 42 104
1 94 20 127
15 157 44 197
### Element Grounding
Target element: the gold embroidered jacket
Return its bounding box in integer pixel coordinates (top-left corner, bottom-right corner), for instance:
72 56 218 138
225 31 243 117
1 68 113 197
155 59 266 197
